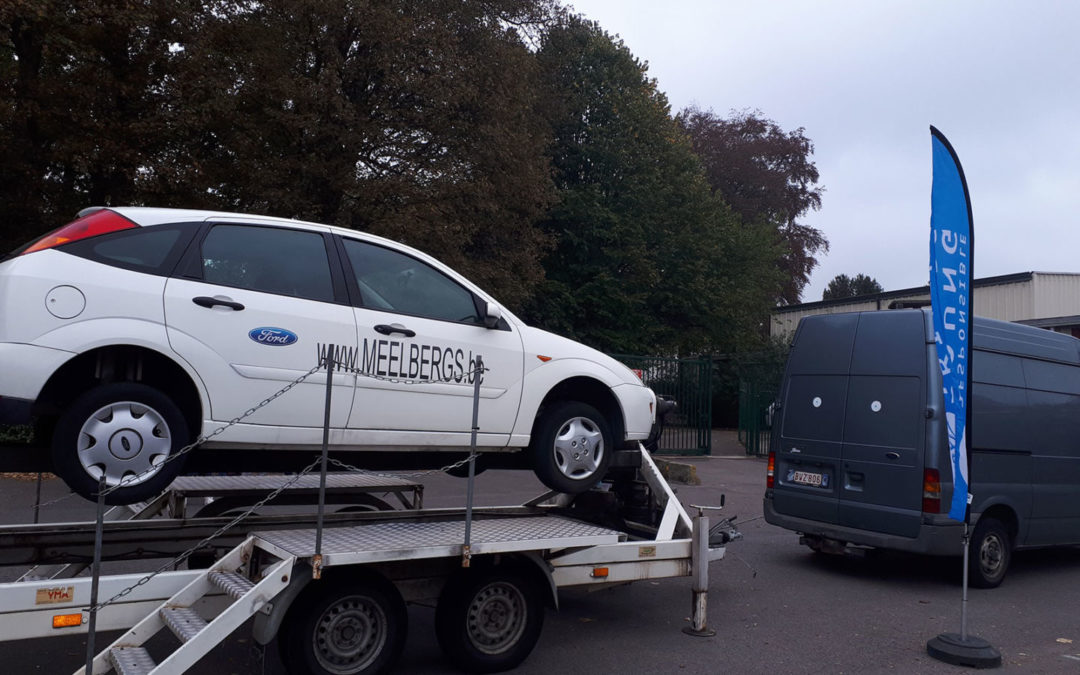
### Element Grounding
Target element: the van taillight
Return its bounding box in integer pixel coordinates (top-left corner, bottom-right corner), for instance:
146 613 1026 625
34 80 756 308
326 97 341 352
20 209 137 255
767 451 776 489
923 468 941 513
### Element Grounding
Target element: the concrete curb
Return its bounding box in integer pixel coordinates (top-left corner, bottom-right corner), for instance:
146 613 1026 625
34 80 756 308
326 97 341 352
653 458 701 486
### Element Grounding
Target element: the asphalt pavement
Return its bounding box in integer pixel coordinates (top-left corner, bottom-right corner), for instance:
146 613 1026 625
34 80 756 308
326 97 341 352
1 443 1079 674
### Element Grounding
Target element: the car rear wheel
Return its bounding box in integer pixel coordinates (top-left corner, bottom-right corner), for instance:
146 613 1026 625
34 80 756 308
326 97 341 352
969 516 1011 588
51 382 189 505
529 401 613 494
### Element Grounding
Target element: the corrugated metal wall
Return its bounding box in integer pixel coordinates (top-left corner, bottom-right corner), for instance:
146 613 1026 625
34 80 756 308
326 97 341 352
771 273 1080 337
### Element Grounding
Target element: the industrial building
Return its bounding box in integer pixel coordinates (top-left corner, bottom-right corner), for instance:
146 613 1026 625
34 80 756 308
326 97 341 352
770 271 1080 338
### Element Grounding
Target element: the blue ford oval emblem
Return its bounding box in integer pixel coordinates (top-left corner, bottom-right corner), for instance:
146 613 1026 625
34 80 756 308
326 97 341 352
248 327 298 346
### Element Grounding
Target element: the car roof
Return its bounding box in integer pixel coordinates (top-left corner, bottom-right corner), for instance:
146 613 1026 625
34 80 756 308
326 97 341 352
107 206 412 251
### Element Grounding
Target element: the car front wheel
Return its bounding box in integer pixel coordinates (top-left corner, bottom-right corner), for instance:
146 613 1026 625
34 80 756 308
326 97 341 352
530 401 613 494
51 382 189 505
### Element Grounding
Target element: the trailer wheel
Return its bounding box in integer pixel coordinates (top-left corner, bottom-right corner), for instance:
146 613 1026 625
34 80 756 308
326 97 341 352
530 401 612 494
969 516 1012 588
279 572 407 675
435 568 544 673
51 383 188 505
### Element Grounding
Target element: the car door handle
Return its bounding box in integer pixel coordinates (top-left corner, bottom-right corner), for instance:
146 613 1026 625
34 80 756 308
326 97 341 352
374 323 416 338
192 296 245 311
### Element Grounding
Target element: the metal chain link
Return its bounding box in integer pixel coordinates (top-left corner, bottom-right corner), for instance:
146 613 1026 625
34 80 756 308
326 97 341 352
36 360 487 509
80 359 492 613
85 455 325 615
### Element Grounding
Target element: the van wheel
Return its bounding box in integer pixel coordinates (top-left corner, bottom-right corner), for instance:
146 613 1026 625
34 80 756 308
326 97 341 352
51 383 188 505
435 568 544 673
279 572 407 675
969 517 1011 588
530 401 612 494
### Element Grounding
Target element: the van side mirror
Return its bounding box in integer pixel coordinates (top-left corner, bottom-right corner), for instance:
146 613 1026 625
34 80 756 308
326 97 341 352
484 302 502 329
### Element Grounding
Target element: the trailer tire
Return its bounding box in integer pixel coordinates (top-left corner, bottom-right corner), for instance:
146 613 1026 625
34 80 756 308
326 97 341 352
435 567 544 673
279 572 407 675
969 516 1012 588
530 401 612 494
51 383 189 505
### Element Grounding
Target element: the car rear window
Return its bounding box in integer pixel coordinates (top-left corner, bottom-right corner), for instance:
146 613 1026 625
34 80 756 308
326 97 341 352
61 224 191 275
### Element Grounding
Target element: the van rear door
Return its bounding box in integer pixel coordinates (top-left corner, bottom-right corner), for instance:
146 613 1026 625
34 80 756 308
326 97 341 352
837 311 927 537
772 310 927 539
771 313 858 526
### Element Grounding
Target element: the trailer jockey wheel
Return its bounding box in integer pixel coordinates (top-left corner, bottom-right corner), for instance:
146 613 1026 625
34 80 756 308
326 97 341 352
279 571 407 675
435 567 544 673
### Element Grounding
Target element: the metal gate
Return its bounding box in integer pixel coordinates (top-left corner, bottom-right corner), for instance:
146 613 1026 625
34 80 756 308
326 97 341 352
738 379 775 457
613 355 711 455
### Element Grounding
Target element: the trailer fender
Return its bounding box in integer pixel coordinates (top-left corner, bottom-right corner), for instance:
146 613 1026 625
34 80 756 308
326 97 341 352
516 551 559 610
252 561 313 645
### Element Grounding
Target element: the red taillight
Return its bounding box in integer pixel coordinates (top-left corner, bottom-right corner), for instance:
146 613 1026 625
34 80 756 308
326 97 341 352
923 468 941 513
631 369 644 382
767 451 776 489
21 210 137 255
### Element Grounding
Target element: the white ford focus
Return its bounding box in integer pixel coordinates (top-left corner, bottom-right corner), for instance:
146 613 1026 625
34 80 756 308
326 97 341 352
0 207 657 503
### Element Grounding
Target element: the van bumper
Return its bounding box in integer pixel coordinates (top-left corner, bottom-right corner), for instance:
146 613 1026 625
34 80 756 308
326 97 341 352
763 496 964 556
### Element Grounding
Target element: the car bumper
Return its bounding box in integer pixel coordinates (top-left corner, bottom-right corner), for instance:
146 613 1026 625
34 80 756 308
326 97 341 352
0 342 75 403
763 496 964 556
613 383 656 440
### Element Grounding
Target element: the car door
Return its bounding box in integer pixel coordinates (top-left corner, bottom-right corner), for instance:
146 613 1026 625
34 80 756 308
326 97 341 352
164 221 356 430
336 236 524 445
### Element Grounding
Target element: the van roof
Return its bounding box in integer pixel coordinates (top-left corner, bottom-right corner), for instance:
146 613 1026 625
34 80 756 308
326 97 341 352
970 313 1080 365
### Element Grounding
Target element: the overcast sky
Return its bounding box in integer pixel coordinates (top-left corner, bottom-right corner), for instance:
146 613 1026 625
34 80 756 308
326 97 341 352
565 0 1080 303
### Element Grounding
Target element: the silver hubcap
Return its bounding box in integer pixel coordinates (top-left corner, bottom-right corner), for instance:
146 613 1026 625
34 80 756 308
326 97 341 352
77 401 171 488
552 416 604 480
313 595 387 673
467 581 526 655
979 532 1005 578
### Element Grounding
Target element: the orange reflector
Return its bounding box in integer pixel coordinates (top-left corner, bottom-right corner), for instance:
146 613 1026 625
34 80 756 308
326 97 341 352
53 613 82 629
591 567 609 578
536 355 552 362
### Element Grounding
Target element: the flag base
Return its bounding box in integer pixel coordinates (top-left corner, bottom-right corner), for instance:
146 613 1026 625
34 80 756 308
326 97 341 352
927 633 1001 669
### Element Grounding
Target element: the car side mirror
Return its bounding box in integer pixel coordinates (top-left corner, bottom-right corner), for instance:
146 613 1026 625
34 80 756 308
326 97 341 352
484 302 502 329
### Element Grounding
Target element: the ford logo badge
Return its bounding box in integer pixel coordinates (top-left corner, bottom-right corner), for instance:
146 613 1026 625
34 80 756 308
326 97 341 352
248 327 298 346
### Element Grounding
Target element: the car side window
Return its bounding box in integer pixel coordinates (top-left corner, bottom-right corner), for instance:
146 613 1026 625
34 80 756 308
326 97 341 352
342 238 481 324
200 224 334 302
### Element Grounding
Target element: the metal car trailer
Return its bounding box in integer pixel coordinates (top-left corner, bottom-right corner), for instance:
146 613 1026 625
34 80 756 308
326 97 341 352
0 446 733 675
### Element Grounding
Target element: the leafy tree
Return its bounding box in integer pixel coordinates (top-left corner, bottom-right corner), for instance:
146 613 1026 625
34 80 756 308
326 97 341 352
1 1 557 308
527 17 780 354
679 107 827 305
0 0 187 254
822 273 884 300
162 0 557 308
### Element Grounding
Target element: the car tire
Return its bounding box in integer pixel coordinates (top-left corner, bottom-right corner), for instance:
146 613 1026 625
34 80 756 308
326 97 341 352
435 567 544 673
530 401 613 494
51 382 189 505
969 516 1012 588
279 572 407 675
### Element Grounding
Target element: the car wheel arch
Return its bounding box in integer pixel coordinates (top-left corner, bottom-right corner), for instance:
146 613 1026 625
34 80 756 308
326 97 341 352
532 376 626 447
34 344 203 440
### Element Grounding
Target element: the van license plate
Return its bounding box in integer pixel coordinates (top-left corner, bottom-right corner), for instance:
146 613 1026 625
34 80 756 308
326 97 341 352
788 470 825 487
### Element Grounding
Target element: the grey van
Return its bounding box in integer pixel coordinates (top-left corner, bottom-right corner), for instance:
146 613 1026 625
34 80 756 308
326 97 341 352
763 308 1080 587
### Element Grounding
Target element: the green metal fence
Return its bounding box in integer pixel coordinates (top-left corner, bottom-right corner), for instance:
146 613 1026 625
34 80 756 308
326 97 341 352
738 379 776 457
613 355 712 455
